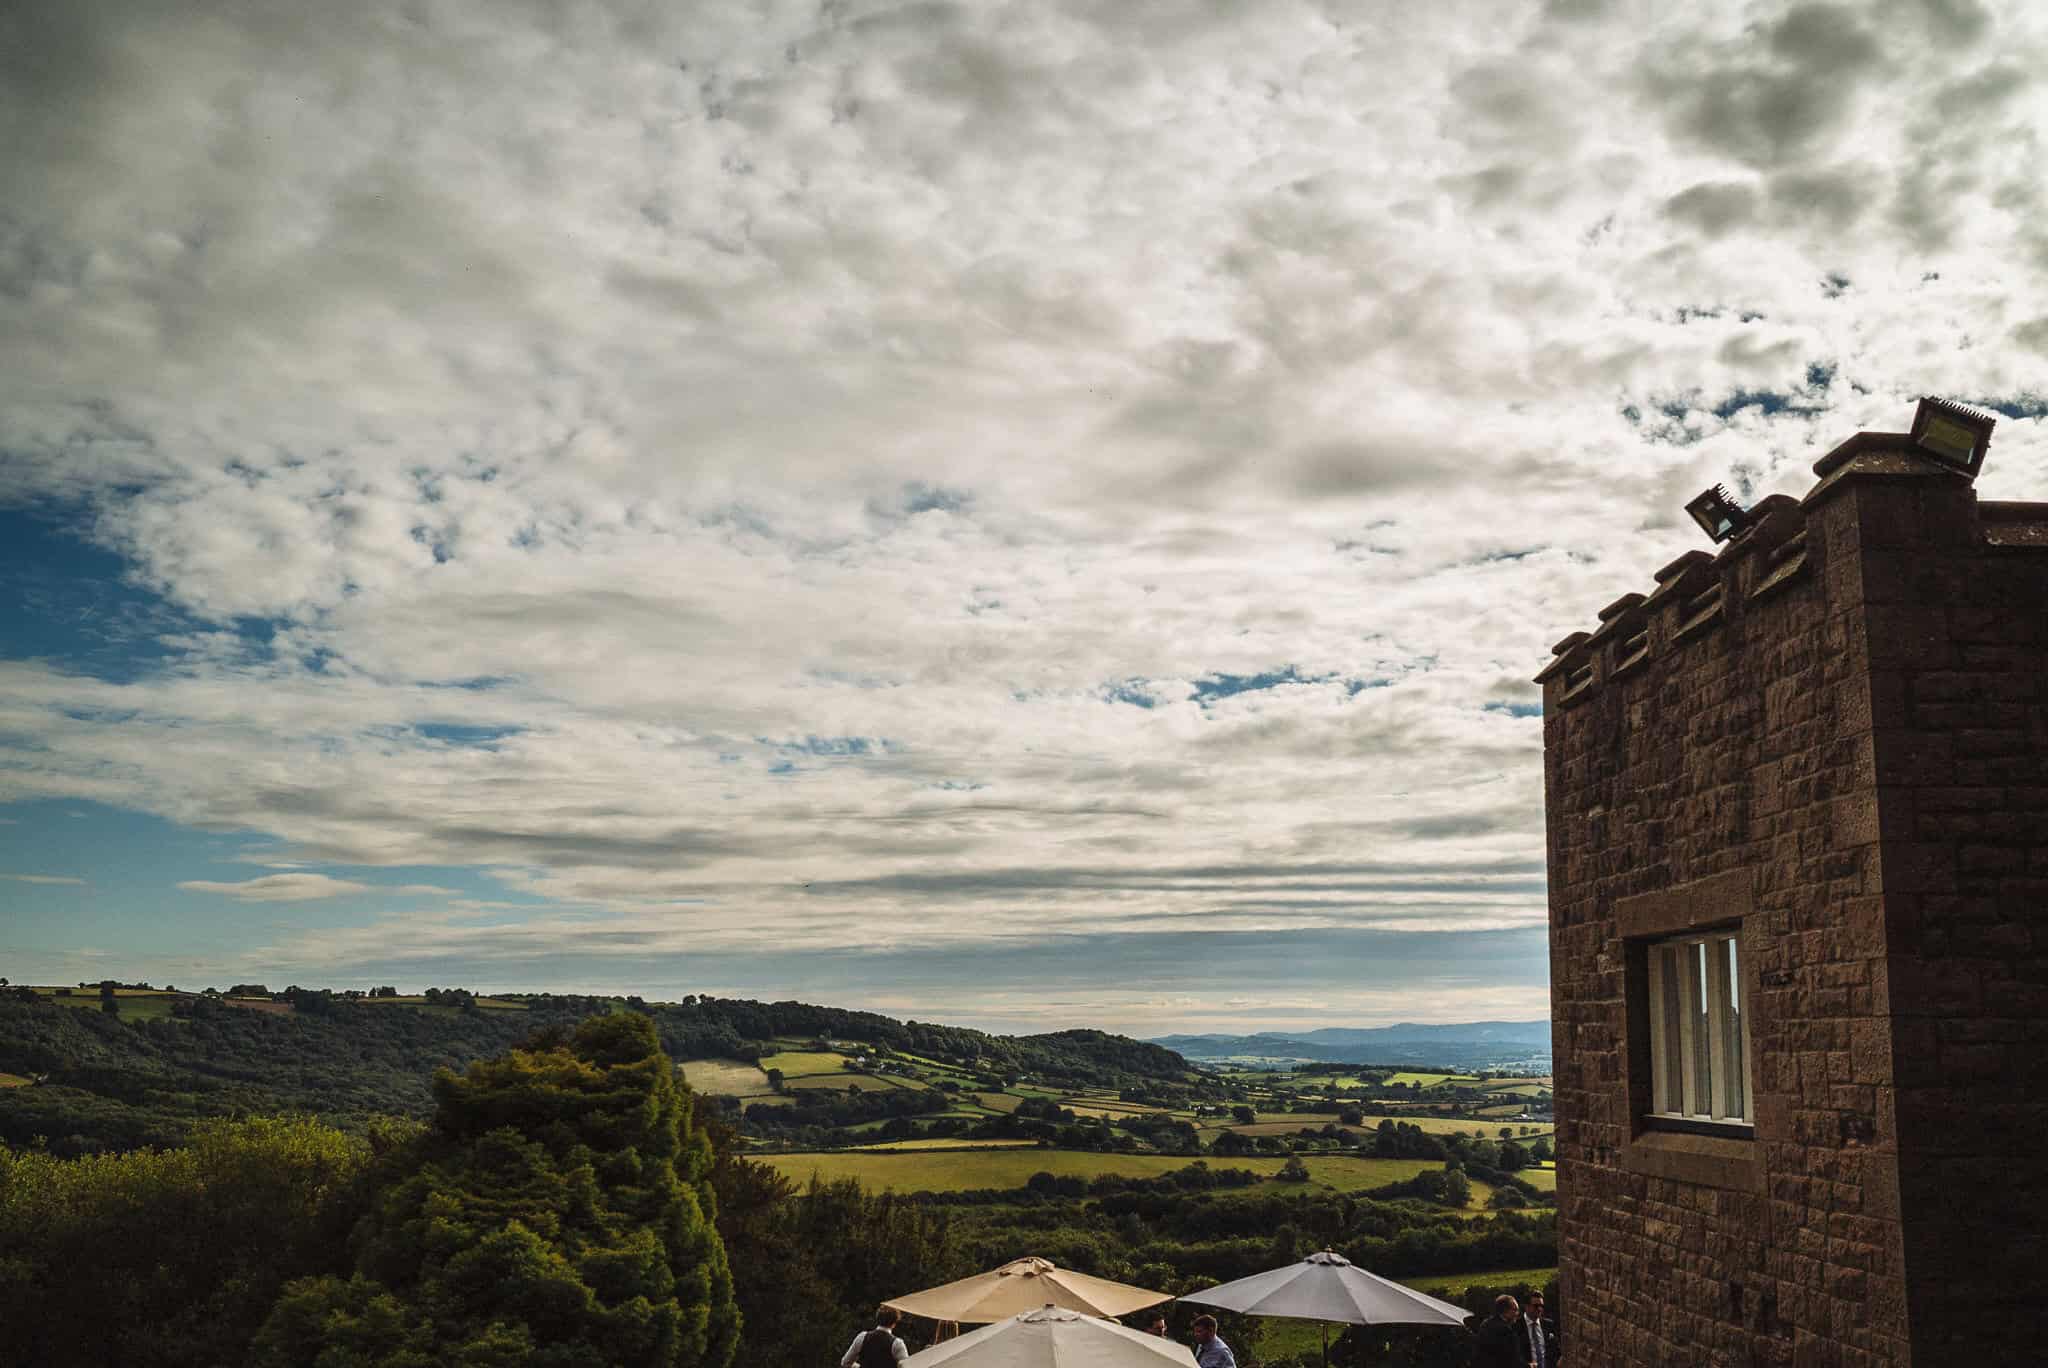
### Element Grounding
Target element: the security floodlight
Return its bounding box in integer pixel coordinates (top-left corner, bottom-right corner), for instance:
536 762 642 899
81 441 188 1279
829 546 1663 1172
1685 484 1750 543
1910 396 1995 477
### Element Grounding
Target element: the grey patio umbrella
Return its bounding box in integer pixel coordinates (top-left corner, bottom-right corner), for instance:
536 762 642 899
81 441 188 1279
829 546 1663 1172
1180 1249 1470 1366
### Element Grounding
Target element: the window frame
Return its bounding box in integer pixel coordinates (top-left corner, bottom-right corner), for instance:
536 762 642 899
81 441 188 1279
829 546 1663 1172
1613 869 1765 1191
1642 928 1754 1136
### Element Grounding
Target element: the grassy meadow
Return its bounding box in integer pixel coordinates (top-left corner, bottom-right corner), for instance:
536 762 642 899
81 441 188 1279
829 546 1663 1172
760 1149 1442 1195
680 1059 771 1094
757 1049 852 1077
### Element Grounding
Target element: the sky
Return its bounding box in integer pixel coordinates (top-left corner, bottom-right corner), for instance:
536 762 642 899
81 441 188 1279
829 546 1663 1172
3 0 2047 1036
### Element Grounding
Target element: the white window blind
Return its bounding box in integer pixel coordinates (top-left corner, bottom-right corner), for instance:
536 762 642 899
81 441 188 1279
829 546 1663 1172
1646 931 1750 1127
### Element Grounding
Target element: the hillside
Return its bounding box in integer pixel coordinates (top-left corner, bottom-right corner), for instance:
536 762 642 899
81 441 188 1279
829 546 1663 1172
1152 1020 1552 1067
0 987 1192 1155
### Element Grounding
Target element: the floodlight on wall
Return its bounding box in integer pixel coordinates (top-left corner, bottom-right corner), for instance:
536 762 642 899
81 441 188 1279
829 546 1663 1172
1910 396 1995 477
1685 484 1750 543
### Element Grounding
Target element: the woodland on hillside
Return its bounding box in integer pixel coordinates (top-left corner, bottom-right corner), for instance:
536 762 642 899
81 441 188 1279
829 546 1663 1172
0 991 1555 1366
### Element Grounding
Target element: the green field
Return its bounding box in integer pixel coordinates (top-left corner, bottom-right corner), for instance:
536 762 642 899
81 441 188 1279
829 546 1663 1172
1517 1166 1557 1192
845 1138 1047 1152
0 1073 31 1088
1215 1121 1356 1138
782 1071 925 1093
974 1092 1023 1113
1368 1116 1553 1138
1065 1103 1162 1119
760 1149 1444 1195
1404 1266 1557 1297
680 1058 771 1094
1383 1072 1485 1089
759 1050 854 1077
358 995 527 1010
39 991 183 1021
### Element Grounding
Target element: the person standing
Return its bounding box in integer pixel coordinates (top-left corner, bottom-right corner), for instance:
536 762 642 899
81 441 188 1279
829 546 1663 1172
1472 1294 1532 1368
1523 1293 1559 1367
1190 1313 1238 1368
840 1307 909 1368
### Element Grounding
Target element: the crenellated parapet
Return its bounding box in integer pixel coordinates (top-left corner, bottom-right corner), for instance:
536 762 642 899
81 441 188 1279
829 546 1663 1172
1535 427 2048 708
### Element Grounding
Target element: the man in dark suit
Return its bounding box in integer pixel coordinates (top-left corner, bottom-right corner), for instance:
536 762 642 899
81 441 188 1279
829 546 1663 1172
1472 1295 1532 1368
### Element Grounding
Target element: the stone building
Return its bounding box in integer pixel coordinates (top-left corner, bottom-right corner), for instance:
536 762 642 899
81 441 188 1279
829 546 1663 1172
1535 403 2048 1366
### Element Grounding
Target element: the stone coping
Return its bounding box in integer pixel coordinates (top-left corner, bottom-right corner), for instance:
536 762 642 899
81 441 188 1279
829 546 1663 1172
1619 1128 1761 1192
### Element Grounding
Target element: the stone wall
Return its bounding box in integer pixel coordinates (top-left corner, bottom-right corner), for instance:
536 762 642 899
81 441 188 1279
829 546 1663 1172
1539 439 2048 1368
1848 477 2048 1363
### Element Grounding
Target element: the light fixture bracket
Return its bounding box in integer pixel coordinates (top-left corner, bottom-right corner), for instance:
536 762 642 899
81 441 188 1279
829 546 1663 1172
1910 396 1995 478
1685 484 1750 544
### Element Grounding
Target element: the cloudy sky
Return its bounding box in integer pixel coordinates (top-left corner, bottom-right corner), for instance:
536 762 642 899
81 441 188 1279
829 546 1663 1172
3 0 2046 1035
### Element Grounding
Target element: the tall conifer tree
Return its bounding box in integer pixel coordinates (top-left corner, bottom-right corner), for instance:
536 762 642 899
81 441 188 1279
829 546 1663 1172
252 1012 738 1368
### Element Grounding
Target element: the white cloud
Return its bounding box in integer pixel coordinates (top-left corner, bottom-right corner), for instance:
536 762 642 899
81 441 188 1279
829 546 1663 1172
176 873 370 903
2 874 87 885
2 0 2046 1021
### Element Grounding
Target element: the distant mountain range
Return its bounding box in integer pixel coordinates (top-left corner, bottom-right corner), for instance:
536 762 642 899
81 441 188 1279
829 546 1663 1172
1149 1020 1552 1066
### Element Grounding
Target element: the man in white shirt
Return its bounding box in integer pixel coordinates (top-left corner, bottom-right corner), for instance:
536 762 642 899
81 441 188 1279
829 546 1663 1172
1523 1292 1556 1368
840 1307 910 1367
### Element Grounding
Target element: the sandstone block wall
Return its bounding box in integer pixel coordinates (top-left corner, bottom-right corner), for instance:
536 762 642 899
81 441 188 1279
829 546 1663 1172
1538 440 2047 1368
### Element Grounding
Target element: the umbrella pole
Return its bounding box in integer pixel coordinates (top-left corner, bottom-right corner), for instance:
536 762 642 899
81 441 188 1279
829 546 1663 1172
1320 1320 1328 1368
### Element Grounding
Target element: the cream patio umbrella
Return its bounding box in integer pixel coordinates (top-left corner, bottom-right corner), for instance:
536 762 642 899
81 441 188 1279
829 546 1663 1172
906 1306 1192 1367
884 1256 1171 1325
1180 1249 1471 1366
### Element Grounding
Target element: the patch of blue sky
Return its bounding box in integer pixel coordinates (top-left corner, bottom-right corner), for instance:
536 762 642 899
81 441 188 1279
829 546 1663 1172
1485 701 1543 718
899 482 972 515
1102 679 1159 709
1967 394 2048 420
0 506 198 681
1099 671 1394 710
0 506 303 682
0 799 531 980
1709 388 1824 421
759 735 894 757
1190 665 1329 704
409 722 524 747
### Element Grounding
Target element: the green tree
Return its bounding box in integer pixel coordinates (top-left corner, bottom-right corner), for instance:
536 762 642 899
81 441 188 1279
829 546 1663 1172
250 1012 739 1368
0 1115 376 1368
1231 1105 1256 1125
1276 1154 1311 1183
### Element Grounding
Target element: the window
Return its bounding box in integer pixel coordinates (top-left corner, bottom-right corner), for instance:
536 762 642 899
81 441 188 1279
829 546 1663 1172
1645 930 1751 1129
